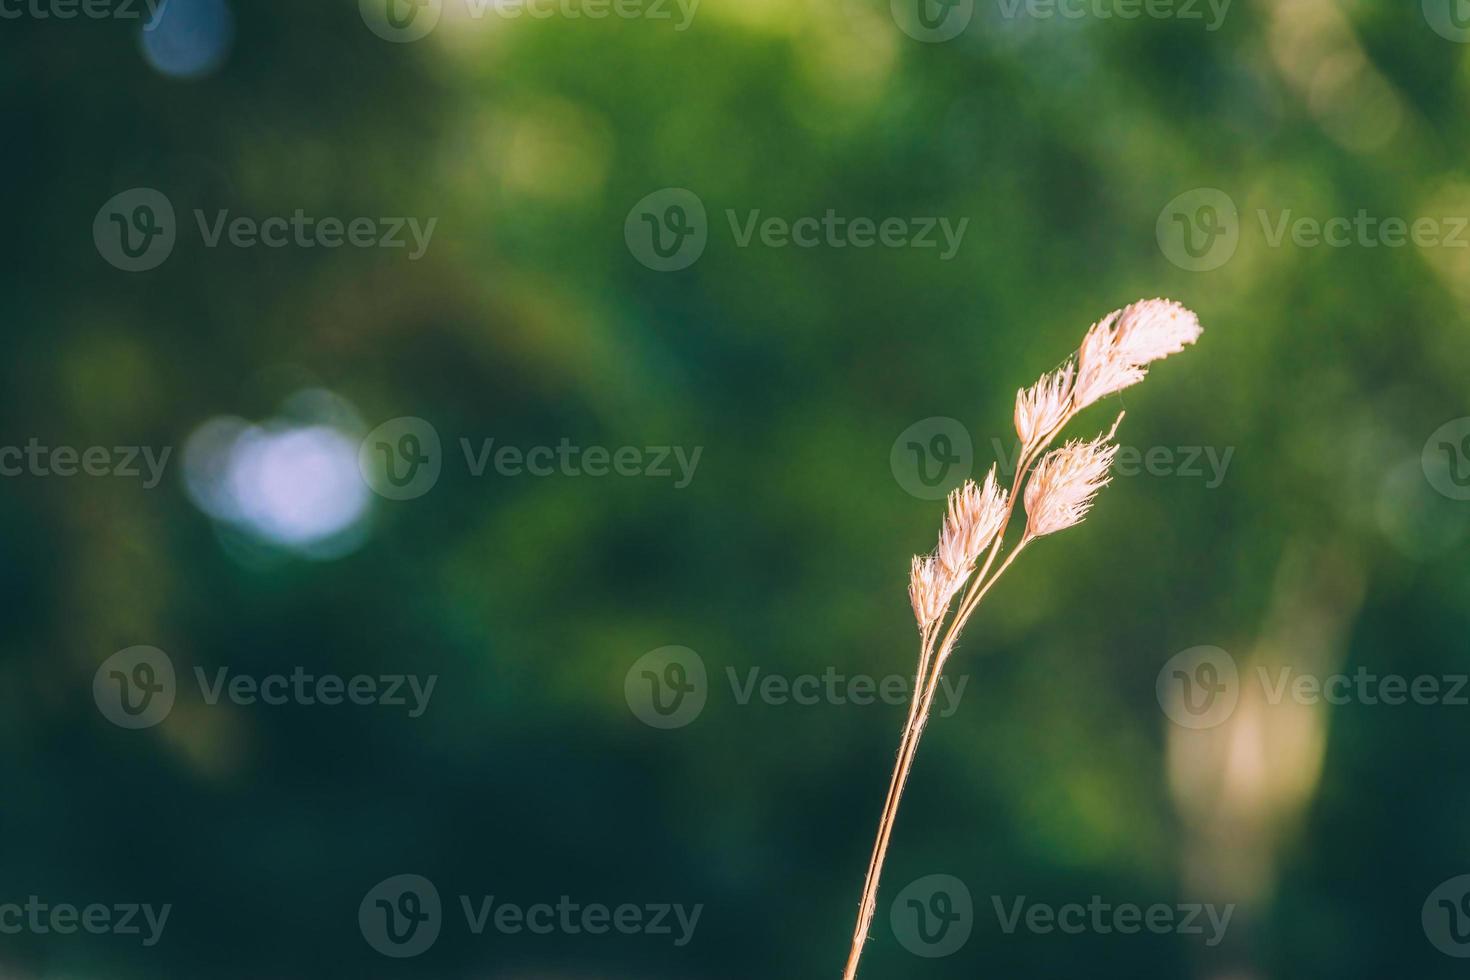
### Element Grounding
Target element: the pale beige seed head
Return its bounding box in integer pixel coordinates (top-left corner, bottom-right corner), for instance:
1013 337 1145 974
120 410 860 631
1074 298 1202 409
908 555 956 630
1023 424 1121 538
1015 362 1076 451
936 468 1009 576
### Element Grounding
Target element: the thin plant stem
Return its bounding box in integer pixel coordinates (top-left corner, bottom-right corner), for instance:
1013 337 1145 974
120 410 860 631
839 403 1092 980
841 297 1200 980
840 540 1030 980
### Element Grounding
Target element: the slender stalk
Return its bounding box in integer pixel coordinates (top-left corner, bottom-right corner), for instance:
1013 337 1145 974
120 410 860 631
842 623 939 978
840 540 1030 980
839 297 1200 980
839 404 1080 980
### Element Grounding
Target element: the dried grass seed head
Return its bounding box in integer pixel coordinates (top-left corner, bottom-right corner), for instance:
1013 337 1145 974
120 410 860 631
1023 425 1121 538
1074 298 1202 409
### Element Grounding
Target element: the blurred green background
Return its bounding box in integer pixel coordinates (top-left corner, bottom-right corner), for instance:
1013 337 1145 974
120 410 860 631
4 0 1470 976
